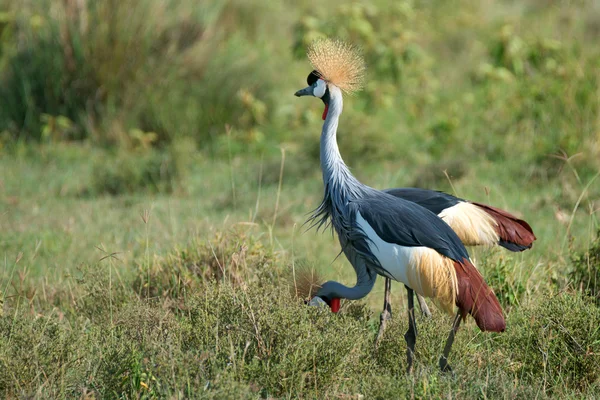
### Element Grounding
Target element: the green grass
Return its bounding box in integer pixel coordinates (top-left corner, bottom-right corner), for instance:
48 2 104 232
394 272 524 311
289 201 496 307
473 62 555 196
1 0 600 398
0 140 598 398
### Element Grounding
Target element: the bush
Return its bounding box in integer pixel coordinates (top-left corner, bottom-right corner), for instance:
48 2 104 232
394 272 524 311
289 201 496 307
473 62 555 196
3 237 600 398
133 229 278 302
187 284 377 398
0 0 282 146
481 254 527 309
498 291 600 392
73 262 136 323
0 315 87 397
570 230 600 304
88 148 182 196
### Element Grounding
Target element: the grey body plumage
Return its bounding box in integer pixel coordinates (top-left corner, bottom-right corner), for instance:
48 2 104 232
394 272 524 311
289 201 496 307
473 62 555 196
384 188 463 215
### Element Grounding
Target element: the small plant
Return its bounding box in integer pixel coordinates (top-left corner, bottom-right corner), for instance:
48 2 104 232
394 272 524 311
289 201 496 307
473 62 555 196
133 229 277 302
482 254 527 309
73 262 133 322
499 291 600 392
88 149 180 196
40 114 77 142
488 25 565 78
569 230 600 304
186 282 376 398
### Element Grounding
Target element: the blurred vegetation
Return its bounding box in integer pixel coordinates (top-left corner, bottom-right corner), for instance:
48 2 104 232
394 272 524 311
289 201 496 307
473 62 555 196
1 0 600 397
0 0 285 147
0 0 597 176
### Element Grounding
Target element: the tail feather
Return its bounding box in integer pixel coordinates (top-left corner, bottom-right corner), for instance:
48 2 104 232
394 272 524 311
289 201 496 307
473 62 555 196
472 202 536 252
498 240 530 252
454 258 505 332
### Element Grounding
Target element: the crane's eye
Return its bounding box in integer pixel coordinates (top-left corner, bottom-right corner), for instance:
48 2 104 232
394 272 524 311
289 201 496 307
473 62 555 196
313 79 326 98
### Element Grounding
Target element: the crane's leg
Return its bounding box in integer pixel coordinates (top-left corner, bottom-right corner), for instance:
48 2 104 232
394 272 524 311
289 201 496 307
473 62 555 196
404 286 417 373
374 277 392 349
416 294 432 318
439 311 462 373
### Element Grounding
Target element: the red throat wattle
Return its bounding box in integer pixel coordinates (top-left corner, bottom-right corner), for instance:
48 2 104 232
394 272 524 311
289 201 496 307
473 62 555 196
322 104 329 120
330 298 340 313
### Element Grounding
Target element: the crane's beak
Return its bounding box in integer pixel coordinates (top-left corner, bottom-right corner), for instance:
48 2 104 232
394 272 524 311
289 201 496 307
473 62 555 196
308 296 340 313
294 86 313 97
308 296 328 307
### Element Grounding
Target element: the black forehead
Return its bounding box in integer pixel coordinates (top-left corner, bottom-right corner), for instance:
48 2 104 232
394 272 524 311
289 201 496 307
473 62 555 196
307 70 321 85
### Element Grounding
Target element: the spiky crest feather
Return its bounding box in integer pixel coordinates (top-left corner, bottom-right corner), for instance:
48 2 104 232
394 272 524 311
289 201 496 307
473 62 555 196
292 265 323 300
307 38 366 94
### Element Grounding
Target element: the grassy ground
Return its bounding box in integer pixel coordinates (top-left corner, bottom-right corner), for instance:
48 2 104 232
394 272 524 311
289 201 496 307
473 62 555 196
1 0 600 398
1 142 598 398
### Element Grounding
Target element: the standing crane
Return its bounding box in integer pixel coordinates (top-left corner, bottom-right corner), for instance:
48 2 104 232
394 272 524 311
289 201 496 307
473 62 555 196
376 188 535 345
295 38 505 372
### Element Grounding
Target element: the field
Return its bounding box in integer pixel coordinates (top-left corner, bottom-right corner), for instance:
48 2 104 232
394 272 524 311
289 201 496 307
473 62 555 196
1 0 600 398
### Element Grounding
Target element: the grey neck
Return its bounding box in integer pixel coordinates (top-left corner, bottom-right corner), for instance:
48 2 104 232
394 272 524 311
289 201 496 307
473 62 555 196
317 277 376 301
307 85 367 231
316 250 378 301
320 86 363 195
312 85 376 302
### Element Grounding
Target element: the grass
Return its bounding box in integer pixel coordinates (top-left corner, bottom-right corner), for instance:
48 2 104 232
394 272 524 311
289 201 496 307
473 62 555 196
1 0 600 398
0 140 598 398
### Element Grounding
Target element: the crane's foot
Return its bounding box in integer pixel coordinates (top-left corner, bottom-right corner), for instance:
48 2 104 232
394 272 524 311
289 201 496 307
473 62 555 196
404 324 416 373
374 307 392 349
438 311 462 375
404 286 417 374
375 277 393 349
406 347 415 374
416 294 432 318
438 356 454 374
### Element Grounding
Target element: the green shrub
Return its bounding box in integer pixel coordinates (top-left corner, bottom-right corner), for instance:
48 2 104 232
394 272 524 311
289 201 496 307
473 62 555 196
88 149 181 195
133 229 278 302
73 262 135 323
570 230 600 304
293 2 432 91
470 24 600 174
186 283 377 398
481 254 527 309
499 292 600 392
0 0 282 146
0 314 87 397
2 244 600 398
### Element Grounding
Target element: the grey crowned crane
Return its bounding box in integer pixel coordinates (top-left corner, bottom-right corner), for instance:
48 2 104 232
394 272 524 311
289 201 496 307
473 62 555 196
376 188 535 344
295 38 506 372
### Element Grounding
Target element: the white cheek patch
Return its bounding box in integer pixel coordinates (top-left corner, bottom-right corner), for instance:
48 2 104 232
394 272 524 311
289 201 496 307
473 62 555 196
313 79 326 98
